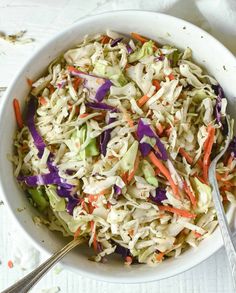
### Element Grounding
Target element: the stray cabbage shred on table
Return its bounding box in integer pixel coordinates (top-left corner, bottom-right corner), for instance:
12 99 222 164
12 30 236 265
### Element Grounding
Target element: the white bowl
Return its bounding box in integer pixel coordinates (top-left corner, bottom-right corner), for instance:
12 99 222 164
0 10 236 283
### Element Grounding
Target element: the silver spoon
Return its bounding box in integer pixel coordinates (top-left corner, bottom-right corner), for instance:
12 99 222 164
208 115 236 288
1 238 83 293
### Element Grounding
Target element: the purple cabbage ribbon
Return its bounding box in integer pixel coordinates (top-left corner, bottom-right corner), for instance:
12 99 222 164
69 69 112 102
20 95 79 215
149 187 167 204
212 84 224 124
100 116 116 156
137 119 168 160
85 102 117 112
111 37 123 47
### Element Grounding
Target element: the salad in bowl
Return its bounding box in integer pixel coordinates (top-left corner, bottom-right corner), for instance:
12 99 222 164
12 30 236 265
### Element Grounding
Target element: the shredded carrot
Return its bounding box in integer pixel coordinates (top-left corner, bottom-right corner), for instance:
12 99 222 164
197 159 203 168
27 78 33 87
156 122 164 136
121 171 129 184
194 231 202 238
7 260 13 269
48 84 55 94
179 148 193 165
74 227 81 239
39 96 47 106
90 221 98 252
73 77 82 91
158 205 196 219
125 256 133 265
148 151 180 198
183 181 197 208
164 125 172 137
155 167 162 176
155 252 164 262
123 111 134 127
101 35 111 44
128 229 134 237
137 95 150 107
125 63 131 70
194 174 208 185
203 125 215 182
13 98 23 129
131 32 148 44
127 155 140 183
107 202 112 209
152 79 161 91
81 199 89 213
79 113 89 118
168 73 175 80
227 154 234 167
92 112 105 121
67 65 77 72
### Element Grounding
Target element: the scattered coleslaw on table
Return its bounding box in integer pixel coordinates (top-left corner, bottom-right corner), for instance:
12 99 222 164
12 30 236 265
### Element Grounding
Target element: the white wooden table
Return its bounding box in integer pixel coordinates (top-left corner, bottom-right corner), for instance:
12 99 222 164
0 0 236 292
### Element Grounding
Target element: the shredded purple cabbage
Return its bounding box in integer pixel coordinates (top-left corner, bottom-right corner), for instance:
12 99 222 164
126 44 133 54
137 119 168 160
155 55 164 61
95 79 113 102
228 136 236 158
149 187 167 204
113 184 122 200
18 173 73 189
26 96 46 158
111 37 123 47
23 95 79 214
100 116 116 156
70 70 112 102
115 243 130 258
85 102 116 111
212 84 225 124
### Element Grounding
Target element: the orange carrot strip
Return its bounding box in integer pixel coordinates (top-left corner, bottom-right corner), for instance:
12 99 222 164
155 252 164 262
74 227 81 239
227 154 234 167
152 79 161 91
125 256 133 264
121 171 128 185
156 123 164 136
183 181 197 208
101 35 111 44
13 98 23 129
194 231 202 238
127 155 140 183
48 84 55 94
168 73 175 80
79 113 89 118
73 77 82 91
7 260 14 269
137 95 150 107
148 151 180 198
179 148 193 165
39 96 47 106
90 221 98 252
158 205 196 218
194 174 208 185
67 65 77 72
131 32 148 44
27 78 33 87
203 125 215 181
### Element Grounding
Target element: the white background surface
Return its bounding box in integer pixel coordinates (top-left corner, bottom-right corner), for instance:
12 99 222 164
0 0 236 292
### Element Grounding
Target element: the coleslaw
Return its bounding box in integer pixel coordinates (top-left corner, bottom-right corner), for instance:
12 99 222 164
12 31 236 265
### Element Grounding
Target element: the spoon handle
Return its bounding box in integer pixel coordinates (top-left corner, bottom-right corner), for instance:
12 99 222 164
1 239 82 293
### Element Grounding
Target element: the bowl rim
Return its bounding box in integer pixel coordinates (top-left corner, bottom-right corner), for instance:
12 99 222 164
0 9 235 283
